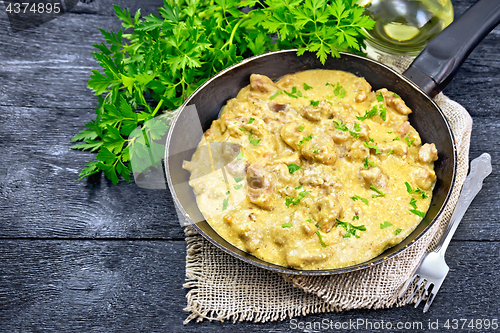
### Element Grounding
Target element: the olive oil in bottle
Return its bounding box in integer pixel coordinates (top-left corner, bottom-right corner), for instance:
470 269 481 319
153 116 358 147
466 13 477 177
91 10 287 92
357 0 454 57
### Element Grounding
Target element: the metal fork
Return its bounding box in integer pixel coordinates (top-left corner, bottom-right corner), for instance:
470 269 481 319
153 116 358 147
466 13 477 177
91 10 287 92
398 153 492 312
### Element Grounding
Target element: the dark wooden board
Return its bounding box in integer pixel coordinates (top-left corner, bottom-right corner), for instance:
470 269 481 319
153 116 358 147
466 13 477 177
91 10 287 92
0 0 499 331
1 241 499 333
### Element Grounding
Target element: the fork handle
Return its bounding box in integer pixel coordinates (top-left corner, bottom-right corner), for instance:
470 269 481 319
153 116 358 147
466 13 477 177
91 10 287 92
433 153 492 255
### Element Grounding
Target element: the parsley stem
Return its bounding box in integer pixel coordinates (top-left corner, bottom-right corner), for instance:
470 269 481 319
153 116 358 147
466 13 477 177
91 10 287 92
151 99 163 117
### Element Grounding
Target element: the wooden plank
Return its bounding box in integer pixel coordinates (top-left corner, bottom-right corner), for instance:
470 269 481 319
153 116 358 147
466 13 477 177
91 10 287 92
0 240 498 332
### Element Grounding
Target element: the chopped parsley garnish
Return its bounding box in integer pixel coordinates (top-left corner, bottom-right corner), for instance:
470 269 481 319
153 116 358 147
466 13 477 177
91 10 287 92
363 158 375 169
326 82 347 99
239 127 246 131
333 119 348 131
387 131 393 134
376 92 384 102
370 185 385 197
354 122 361 132
394 228 402 235
295 185 303 190
310 100 320 106
222 197 229 211
315 231 328 247
405 136 415 147
392 136 400 141
233 184 243 190
380 221 392 229
303 83 313 91
313 149 319 154
368 137 374 142
352 215 360 220
379 105 387 121
284 86 301 99
336 219 366 238
405 182 428 199
299 125 305 132
387 149 394 156
287 163 301 174
306 219 312 223
269 90 282 100
410 209 426 218
393 93 400 98
357 105 378 121
248 129 261 146
363 142 381 154
248 117 255 124
226 191 230 195
282 222 293 228
234 177 244 183
298 134 313 146
236 152 244 160
409 198 426 217
285 190 311 207
351 195 369 205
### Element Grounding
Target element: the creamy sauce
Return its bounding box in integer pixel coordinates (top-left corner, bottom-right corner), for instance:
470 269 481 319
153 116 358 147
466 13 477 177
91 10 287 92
183 70 438 270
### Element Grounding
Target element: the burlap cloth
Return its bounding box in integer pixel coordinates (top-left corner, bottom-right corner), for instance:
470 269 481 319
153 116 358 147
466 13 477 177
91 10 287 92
181 55 473 324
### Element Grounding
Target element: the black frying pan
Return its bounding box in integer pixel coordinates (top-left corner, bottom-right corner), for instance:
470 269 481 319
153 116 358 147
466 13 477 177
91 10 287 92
165 0 500 275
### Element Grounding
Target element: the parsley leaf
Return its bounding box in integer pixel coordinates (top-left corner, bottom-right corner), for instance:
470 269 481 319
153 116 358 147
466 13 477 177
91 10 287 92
233 184 243 190
370 185 385 197
363 141 381 154
315 231 328 247
394 228 402 235
376 92 384 102
364 158 375 169
298 134 313 147
351 195 369 205
405 182 428 199
336 219 366 238
357 105 378 121
248 117 255 124
303 83 313 91
270 90 283 100
333 119 348 131
248 129 261 146
236 152 244 160
234 177 244 183
405 136 415 147
380 221 392 229
73 1 374 184
287 163 301 174
285 190 310 207
299 125 305 132
222 197 229 211
310 100 320 106
326 82 346 99
282 222 293 228
393 93 400 98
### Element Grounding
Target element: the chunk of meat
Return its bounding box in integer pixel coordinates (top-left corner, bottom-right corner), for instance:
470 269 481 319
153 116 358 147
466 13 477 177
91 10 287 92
380 88 412 115
299 105 322 122
246 164 276 210
414 167 436 190
276 75 296 90
397 121 410 137
360 167 388 188
353 78 372 103
268 102 288 112
418 143 438 163
348 141 370 162
300 133 337 165
285 246 332 268
381 141 408 157
310 195 343 233
329 128 350 143
355 122 370 140
225 160 248 178
250 74 277 93
280 121 304 150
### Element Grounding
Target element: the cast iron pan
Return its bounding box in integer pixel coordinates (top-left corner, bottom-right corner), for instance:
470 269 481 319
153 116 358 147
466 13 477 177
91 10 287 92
165 0 500 275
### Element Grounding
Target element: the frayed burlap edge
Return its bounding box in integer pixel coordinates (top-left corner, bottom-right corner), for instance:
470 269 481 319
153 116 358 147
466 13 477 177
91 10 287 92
182 55 473 323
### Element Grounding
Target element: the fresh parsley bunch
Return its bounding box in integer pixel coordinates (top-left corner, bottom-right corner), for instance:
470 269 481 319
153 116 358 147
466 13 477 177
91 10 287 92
72 0 374 184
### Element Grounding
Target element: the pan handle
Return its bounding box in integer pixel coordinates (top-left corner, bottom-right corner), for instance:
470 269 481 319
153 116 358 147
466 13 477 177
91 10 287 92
403 0 500 98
